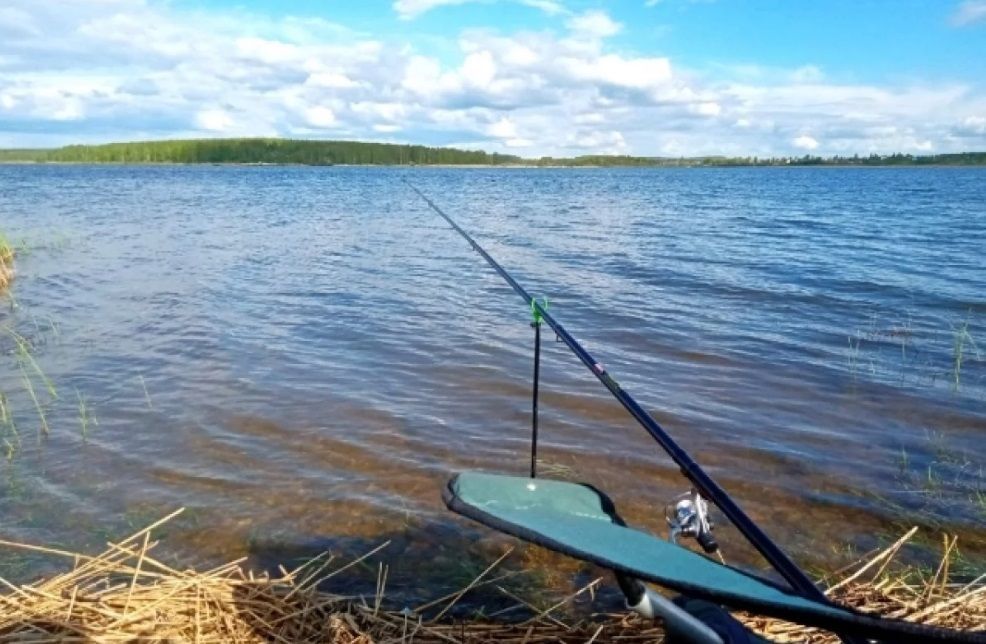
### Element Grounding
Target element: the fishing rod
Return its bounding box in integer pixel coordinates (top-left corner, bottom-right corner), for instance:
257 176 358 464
405 180 835 609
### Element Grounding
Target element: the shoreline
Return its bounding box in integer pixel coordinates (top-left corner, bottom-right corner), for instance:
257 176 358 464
2 138 982 168
2 160 985 169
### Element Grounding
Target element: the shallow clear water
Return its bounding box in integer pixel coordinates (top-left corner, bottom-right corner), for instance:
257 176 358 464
0 165 983 594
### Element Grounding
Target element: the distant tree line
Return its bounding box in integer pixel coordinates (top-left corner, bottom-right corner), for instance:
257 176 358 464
535 152 986 167
0 149 48 162
0 139 522 166
689 152 986 167
0 139 983 166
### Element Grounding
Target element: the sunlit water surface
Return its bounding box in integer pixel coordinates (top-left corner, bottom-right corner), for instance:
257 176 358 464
0 165 983 603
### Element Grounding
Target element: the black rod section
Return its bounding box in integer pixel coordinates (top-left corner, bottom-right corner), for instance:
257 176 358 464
530 319 541 479
406 180 834 607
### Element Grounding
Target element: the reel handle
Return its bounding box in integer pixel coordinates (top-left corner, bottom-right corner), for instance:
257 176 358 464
697 531 719 554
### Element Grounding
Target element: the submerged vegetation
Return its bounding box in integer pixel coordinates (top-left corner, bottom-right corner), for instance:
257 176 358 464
952 314 981 392
891 427 986 532
845 310 983 394
0 232 91 456
0 325 61 454
0 138 984 166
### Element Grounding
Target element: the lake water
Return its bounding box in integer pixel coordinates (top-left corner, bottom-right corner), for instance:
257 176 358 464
0 165 983 599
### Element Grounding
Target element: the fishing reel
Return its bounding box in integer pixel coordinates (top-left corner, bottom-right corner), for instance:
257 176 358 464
666 489 719 555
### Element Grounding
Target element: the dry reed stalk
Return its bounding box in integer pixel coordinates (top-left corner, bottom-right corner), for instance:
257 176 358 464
0 510 659 643
0 238 12 291
0 511 982 643
738 528 985 642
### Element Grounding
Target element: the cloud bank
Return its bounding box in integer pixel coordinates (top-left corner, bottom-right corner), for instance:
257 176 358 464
950 1 986 26
0 0 983 156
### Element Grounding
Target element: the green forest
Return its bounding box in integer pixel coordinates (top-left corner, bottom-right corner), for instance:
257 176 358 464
0 138 984 166
0 139 521 165
537 152 986 167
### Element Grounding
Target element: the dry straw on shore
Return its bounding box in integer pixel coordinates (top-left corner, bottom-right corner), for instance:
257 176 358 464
0 509 982 643
0 235 13 291
739 527 985 642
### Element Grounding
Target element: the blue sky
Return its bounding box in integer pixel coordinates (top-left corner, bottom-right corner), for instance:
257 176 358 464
0 0 983 155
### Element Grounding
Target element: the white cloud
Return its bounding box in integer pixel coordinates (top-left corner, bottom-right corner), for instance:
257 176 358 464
462 51 497 88
575 112 605 124
394 0 565 20
52 100 85 121
0 7 40 36
0 0 982 156
792 135 819 150
519 0 565 15
567 129 627 153
351 101 407 122
236 37 300 65
487 117 518 138
304 106 337 128
964 115 986 132
691 101 721 116
953 115 986 136
196 109 234 132
950 1 986 26
567 54 672 91
402 55 445 96
306 72 360 89
500 41 539 67
566 10 621 39
393 0 470 20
